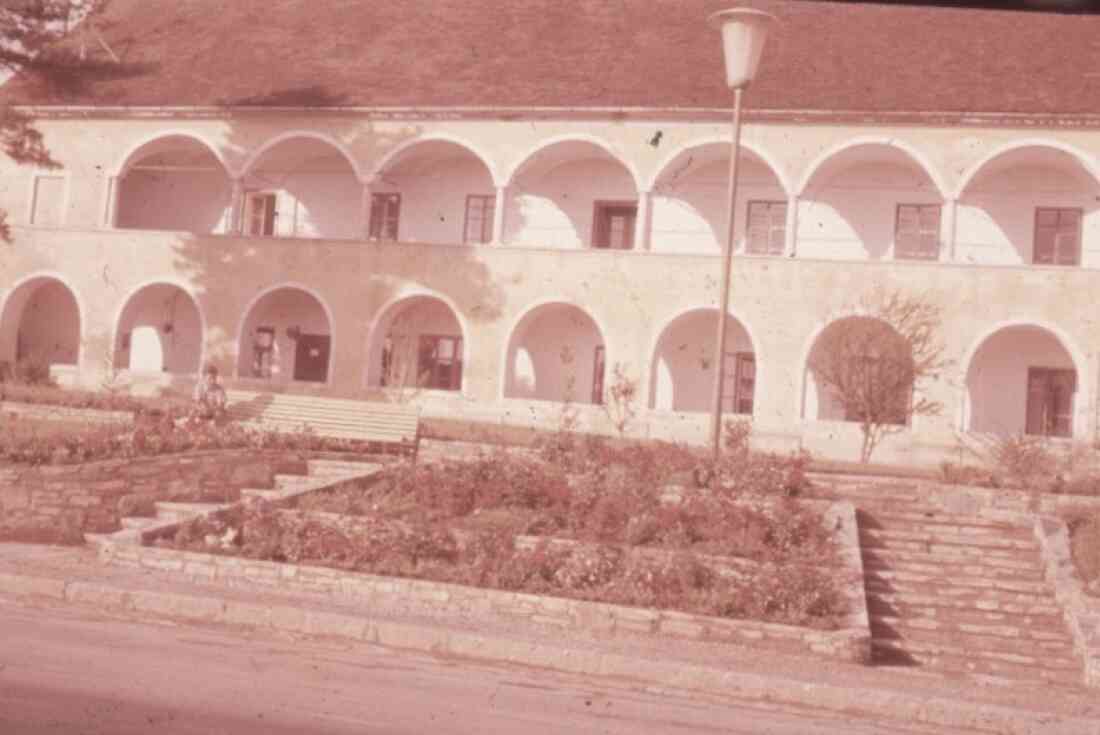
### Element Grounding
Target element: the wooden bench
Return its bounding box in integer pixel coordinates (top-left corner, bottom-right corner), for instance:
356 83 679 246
223 390 420 455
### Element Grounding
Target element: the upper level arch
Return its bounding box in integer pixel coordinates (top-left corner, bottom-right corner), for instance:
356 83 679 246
797 137 948 199
239 130 365 182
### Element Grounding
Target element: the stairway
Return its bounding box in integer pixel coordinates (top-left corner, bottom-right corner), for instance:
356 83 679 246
824 478 1083 689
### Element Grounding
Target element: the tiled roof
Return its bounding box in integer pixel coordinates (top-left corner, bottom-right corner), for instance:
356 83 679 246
4 0 1100 115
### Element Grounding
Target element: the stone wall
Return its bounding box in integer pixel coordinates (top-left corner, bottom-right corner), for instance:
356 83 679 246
1035 516 1100 688
0 400 132 425
0 450 304 534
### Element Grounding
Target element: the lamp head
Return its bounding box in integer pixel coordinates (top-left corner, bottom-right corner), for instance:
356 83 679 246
708 8 776 90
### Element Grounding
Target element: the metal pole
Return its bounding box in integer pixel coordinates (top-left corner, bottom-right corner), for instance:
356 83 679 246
710 86 745 461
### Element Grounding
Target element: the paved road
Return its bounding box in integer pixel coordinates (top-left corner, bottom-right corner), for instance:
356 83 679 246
0 598 956 735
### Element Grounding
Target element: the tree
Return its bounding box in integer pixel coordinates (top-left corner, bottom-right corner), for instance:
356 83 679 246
0 1 116 239
810 288 950 463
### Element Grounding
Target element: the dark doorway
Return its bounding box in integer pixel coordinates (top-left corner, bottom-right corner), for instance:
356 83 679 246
293 334 331 383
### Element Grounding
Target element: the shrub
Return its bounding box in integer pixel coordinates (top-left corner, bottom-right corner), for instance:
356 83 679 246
1064 509 1100 592
117 494 156 518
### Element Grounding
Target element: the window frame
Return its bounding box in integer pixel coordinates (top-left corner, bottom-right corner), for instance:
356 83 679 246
243 191 278 237
1025 366 1076 438
463 194 496 244
745 200 787 256
416 334 463 391
591 200 638 250
1033 206 1082 266
894 203 942 261
369 192 402 241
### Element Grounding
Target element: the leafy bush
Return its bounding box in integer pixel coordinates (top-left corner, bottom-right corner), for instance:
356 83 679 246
1063 508 1100 593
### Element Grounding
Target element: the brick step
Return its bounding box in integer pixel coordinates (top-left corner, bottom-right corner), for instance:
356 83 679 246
859 527 1038 552
858 513 1031 538
120 516 160 530
857 507 1023 527
860 552 1044 581
863 567 1049 596
870 614 1076 650
863 578 1056 607
307 460 380 475
870 640 1082 687
274 474 319 489
154 501 224 522
241 488 282 500
860 543 1041 571
858 535 1033 559
866 590 1063 620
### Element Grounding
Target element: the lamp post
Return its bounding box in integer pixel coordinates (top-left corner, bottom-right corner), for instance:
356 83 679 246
708 8 776 461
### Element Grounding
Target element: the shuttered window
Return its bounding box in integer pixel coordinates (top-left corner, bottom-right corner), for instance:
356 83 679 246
895 204 941 260
1033 207 1081 266
745 200 786 255
369 193 401 241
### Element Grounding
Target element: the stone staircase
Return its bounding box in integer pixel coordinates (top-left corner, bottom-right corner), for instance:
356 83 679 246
822 477 1083 689
88 458 382 546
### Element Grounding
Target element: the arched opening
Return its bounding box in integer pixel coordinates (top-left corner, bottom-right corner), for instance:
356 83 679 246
116 135 232 233
0 276 80 381
649 142 788 255
504 304 606 404
237 287 332 384
650 309 756 414
505 139 638 249
114 284 203 375
965 325 1078 437
803 316 912 423
956 144 1100 266
371 140 496 244
241 135 361 239
798 142 944 261
366 295 465 392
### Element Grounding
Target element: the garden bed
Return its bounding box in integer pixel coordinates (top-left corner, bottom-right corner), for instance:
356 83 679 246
146 436 864 641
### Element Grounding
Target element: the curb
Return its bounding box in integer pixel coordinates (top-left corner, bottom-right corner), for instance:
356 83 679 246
1 571 1097 735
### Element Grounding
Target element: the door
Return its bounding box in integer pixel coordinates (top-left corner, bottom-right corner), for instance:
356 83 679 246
293 334 331 383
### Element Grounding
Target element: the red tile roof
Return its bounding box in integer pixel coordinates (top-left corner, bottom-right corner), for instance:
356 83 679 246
4 0 1099 115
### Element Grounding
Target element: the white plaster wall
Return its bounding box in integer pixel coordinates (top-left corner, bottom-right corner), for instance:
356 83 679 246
506 159 636 248
956 165 1097 265
650 311 753 411
365 298 463 388
651 159 785 255
2 280 80 368
237 289 330 382
114 284 202 374
798 163 941 260
383 158 494 244
505 305 604 403
116 171 232 233
966 326 1077 435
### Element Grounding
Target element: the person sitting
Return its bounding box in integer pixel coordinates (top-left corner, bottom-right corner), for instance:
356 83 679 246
192 363 227 420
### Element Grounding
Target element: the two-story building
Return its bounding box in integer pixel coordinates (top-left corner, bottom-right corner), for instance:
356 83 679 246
1 0 1098 464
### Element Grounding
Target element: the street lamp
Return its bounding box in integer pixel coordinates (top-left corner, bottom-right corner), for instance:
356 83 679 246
708 7 776 461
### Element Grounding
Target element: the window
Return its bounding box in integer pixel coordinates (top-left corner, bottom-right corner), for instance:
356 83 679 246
745 201 786 255
30 174 66 227
592 201 637 249
369 193 401 240
720 351 755 415
463 194 495 244
417 335 462 390
1026 367 1075 438
895 204 941 260
243 192 277 236
591 345 606 405
1034 207 1081 266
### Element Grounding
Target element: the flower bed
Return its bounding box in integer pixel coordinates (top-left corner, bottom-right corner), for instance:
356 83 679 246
152 435 853 631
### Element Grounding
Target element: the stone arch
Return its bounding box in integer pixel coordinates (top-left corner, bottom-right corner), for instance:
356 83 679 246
648 307 758 414
961 321 1087 438
371 134 501 188
0 273 82 379
503 302 608 404
236 284 334 384
646 137 793 196
953 138 1100 200
503 134 642 192
365 292 468 392
238 132 363 239
113 132 233 233
112 281 204 375
367 137 499 244
797 137 948 199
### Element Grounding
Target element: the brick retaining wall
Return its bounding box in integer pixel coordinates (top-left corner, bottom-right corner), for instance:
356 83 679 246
0 450 304 533
0 400 132 424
